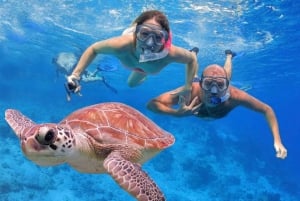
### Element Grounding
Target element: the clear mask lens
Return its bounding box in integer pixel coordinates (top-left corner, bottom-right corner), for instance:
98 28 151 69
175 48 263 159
201 76 228 92
136 24 168 46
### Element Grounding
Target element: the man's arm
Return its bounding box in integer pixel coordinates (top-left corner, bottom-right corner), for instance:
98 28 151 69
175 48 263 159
236 89 287 159
147 87 181 115
147 86 200 117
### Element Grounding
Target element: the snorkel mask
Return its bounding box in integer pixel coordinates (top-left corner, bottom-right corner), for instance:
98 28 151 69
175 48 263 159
200 76 230 105
135 23 171 62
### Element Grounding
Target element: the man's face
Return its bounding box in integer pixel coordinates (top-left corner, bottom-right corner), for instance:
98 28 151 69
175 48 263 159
200 65 229 106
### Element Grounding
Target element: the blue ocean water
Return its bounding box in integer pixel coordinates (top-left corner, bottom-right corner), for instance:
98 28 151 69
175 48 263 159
1 0 299 200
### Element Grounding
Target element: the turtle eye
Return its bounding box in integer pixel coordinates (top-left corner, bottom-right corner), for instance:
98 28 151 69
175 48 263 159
36 128 56 145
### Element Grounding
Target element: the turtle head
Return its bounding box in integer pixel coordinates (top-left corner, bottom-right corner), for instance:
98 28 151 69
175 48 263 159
19 124 76 166
5 109 77 166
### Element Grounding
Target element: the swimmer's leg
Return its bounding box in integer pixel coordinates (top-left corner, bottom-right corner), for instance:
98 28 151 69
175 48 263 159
224 50 236 80
127 72 147 87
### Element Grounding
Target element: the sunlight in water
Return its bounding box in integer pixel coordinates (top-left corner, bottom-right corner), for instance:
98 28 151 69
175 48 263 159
0 1 299 201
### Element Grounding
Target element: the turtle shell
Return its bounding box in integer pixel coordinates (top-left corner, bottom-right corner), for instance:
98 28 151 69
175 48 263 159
60 102 175 149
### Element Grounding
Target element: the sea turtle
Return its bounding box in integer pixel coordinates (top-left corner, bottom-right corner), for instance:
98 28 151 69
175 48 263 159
5 102 174 201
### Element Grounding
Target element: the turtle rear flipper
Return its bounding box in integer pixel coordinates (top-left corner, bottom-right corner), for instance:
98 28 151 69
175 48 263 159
104 151 165 201
5 109 37 138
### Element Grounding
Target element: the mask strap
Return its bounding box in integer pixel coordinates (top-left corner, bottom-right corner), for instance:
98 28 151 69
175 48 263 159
164 31 172 49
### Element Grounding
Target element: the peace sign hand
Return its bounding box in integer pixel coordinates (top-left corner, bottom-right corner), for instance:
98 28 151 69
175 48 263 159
175 96 202 117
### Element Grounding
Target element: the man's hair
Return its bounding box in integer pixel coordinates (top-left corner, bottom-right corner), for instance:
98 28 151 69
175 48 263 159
134 10 170 33
200 64 229 86
201 64 228 78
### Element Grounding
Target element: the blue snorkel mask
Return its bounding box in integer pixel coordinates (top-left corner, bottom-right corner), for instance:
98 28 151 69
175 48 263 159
200 75 230 105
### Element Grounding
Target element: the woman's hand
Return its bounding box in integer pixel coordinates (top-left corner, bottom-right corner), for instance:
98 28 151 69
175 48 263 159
65 74 82 101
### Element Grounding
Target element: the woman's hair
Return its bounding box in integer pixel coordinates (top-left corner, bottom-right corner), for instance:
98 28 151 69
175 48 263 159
133 10 170 33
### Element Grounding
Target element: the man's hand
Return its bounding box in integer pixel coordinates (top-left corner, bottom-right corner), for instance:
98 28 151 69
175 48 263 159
175 96 201 117
65 74 82 101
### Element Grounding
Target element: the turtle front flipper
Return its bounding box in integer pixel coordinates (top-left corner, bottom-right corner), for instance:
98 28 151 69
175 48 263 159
5 109 37 138
104 151 165 201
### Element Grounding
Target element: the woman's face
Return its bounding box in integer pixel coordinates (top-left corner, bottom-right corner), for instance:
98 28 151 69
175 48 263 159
135 18 167 53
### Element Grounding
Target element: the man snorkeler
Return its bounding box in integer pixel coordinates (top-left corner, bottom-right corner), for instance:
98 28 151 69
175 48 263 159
147 50 287 159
